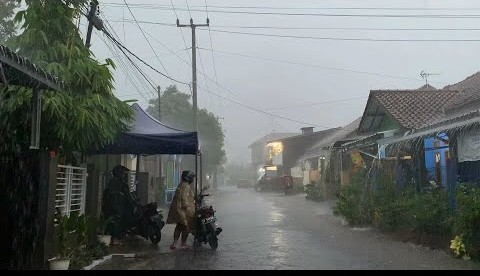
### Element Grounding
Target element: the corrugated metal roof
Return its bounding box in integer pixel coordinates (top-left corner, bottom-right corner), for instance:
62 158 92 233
0 44 64 91
297 117 362 162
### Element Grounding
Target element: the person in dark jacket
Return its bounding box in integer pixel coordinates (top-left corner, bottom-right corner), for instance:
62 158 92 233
102 165 133 245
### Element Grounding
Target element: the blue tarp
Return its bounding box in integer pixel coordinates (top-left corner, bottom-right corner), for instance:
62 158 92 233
94 103 198 155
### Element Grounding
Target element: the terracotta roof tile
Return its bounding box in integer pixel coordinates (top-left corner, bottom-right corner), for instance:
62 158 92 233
443 72 480 113
370 89 460 129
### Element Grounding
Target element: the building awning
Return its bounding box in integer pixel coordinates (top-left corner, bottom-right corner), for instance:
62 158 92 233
342 132 389 149
0 44 64 91
378 110 480 148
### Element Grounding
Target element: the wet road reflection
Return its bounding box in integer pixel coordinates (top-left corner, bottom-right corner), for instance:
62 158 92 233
98 186 480 270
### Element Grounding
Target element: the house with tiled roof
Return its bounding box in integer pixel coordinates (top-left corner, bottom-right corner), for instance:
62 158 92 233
341 86 461 189
357 88 460 135
377 72 480 192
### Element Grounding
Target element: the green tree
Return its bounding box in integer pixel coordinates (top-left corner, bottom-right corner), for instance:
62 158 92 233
0 0 19 43
224 162 254 183
1 0 133 158
146 85 226 173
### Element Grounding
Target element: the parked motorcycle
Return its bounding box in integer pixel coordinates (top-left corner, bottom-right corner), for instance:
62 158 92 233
126 192 165 245
192 186 222 250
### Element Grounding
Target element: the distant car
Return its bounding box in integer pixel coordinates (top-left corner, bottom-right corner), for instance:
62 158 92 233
237 179 252 188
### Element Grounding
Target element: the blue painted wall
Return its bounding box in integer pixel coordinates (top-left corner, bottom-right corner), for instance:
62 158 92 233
424 133 449 188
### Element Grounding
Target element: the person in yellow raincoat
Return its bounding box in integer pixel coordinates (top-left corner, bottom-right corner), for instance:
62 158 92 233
167 170 196 250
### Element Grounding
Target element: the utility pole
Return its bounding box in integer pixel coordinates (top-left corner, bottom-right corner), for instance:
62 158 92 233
177 18 209 132
157 85 162 121
85 0 103 49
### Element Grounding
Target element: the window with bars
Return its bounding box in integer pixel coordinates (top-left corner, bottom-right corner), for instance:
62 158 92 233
55 165 88 216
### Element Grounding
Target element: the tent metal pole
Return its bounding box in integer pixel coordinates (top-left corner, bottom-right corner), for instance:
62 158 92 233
194 151 199 255
135 154 140 183
200 151 203 192
195 152 198 203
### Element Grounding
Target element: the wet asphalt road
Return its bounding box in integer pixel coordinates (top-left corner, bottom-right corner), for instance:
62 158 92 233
95 186 480 270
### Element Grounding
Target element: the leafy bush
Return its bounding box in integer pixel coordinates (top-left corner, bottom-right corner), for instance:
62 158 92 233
69 240 108 270
373 188 416 232
305 182 325 201
411 189 453 239
333 169 372 226
53 211 109 269
452 183 480 259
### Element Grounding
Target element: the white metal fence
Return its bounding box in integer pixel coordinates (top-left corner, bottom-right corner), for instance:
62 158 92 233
55 165 88 216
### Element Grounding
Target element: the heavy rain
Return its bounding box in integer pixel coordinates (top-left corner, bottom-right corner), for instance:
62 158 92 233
1 0 480 271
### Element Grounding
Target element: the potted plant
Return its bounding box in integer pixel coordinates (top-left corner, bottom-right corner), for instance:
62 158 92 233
96 215 113 246
49 213 81 270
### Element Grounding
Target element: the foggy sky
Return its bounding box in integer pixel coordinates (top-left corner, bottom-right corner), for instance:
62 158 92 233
84 0 480 164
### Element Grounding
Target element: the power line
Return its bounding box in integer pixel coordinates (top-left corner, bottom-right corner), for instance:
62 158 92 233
171 0 191 63
103 3 480 11
195 47 438 84
97 14 360 129
123 0 171 77
265 97 367 110
100 22 166 99
104 26 158 95
96 31 151 102
205 0 222 116
102 4 480 19
108 19 176 26
142 30 244 100
196 86 336 129
201 26 480 32
102 25 338 128
203 28 480 42
101 28 191 85
109 18 480 32
102 16 158 99
99 15 155 101
196 38 215 112
105 18 448 83
185 0 193 18
101 37 341 128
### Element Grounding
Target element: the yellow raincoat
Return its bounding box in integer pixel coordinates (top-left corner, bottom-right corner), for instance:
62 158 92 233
166 181 195 228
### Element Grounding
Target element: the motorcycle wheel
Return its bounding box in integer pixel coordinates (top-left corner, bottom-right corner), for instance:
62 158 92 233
208 237 218 250
149 223 162 245
194 239 202 248
207 224 218 250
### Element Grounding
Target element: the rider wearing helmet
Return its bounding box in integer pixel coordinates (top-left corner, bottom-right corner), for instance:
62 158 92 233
102 165 132 245
166 170 196 250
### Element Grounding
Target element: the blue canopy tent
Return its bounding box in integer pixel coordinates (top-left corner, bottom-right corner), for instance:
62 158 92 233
95 103 198 155
94 103 200 205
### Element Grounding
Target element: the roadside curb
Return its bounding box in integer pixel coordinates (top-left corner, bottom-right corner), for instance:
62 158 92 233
82 253 136 270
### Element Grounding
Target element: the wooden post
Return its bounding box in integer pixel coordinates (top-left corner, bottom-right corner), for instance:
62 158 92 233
33 149 50 269
85 164 99 217
44 154 58 263
415 142 426 193
447 141 458 210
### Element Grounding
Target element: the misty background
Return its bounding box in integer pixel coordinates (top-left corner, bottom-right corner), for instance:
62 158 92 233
80 0 480 164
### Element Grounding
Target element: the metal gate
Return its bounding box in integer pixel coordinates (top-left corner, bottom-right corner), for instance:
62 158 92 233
165 158 180 204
